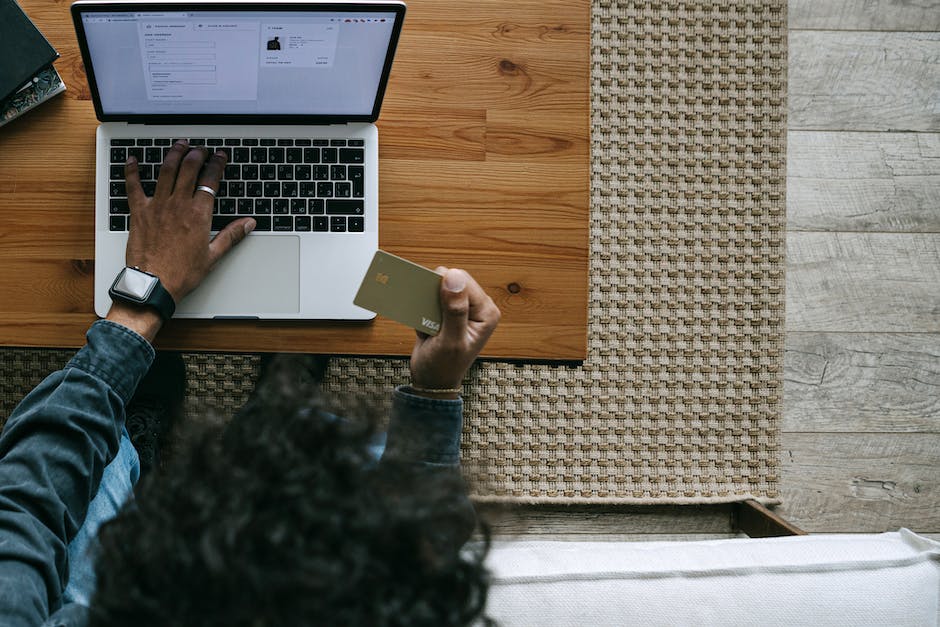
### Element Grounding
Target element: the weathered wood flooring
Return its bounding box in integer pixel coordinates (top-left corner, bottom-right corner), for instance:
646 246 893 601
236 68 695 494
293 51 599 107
777 0 939 534
490 0 940 539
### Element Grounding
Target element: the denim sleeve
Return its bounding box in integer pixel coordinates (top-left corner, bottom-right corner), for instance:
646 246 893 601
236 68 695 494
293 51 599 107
383 386 463 467
0 320 153 627
383 387 477 550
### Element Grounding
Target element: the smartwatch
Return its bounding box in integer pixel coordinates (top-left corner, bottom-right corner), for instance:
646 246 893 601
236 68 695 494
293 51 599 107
108 266 176 321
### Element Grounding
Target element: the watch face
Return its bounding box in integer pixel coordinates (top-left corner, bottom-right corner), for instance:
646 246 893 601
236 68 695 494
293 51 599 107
113 267 157 301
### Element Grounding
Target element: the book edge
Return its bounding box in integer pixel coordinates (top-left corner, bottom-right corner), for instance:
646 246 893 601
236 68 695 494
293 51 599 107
0 66 66 128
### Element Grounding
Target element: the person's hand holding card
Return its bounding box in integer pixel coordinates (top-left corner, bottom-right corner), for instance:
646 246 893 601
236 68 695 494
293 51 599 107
353 251 500 399
408 267 500 399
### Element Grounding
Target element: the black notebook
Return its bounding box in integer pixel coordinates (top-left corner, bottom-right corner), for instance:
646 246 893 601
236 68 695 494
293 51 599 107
0 0 58 103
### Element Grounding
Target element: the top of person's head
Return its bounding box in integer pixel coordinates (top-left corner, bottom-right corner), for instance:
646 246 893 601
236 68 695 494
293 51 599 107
88 372 491 627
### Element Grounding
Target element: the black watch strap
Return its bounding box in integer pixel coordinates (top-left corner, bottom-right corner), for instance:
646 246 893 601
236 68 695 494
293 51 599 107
142 280 176 321
108 267 177 321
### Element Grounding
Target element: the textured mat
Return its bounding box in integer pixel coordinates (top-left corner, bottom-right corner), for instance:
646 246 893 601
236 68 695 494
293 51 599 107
0 350 261 426
0 0 786 505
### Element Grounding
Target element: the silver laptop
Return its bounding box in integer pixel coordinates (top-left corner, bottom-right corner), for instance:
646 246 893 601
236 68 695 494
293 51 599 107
71 0 406 319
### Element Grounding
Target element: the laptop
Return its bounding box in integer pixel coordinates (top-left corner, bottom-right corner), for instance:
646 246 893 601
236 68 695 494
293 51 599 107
71 0 406 319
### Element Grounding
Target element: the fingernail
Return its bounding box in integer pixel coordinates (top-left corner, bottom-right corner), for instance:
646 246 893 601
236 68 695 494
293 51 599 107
175 139 189 147
244 219 256 234
443 270 466 293
216 150 227 158
125 156 135 165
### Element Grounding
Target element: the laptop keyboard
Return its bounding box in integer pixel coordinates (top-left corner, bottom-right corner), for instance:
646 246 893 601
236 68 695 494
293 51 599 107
108 138 366 233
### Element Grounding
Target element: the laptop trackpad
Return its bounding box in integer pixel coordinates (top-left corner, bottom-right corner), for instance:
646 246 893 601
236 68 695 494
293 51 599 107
176 236 301 316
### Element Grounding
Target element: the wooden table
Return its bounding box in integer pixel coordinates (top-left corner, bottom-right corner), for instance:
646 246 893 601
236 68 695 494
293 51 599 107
0 1 590 360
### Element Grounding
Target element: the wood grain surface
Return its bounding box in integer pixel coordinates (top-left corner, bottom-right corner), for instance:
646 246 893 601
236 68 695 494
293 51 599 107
776 433 940 532
0 0 590 359
785 232 940 332
785 332 940 432
789 0 940 31
789 31 940 132
481 504 735 539
787 131 940 232
782 6 940 537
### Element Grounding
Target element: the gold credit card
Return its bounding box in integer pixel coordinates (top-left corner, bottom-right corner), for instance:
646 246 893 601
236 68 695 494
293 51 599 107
354 250 443 335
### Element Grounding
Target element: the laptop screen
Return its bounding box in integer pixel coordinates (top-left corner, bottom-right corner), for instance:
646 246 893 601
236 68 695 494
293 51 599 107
72 2 405 122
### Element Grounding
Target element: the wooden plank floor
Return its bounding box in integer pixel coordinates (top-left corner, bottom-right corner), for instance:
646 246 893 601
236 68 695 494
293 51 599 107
491 0 940 539
777 0 940 534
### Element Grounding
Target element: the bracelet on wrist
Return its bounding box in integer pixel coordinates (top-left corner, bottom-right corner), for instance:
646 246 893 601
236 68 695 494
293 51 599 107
409 385 462 395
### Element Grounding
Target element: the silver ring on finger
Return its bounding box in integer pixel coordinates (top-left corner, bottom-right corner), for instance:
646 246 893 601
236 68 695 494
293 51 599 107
195 185 217 198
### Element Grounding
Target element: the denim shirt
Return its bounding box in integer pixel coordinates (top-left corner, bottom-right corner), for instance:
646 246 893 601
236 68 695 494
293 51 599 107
0 320 463 626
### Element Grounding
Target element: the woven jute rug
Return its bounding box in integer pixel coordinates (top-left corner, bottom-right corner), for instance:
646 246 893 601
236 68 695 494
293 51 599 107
0 0 786 505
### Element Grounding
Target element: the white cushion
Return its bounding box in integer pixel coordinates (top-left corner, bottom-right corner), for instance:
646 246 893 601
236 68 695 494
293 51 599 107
484 529 940 626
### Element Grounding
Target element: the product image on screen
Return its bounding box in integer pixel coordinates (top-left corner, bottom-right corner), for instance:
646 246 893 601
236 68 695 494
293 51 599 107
79 9 399 117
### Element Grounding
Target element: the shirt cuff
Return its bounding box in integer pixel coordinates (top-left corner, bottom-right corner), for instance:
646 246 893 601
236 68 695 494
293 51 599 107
383 386 463 466
66 320 155 404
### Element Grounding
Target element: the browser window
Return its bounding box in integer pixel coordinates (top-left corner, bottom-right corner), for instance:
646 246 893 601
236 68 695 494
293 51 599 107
80 10 398 116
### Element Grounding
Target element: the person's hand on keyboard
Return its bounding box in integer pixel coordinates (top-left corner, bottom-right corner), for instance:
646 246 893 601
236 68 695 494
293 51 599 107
408 268 501 399
106 140 255 340
124 140 256 303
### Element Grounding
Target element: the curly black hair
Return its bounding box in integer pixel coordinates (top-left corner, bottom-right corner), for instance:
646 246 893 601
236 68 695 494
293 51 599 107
89 374 491 626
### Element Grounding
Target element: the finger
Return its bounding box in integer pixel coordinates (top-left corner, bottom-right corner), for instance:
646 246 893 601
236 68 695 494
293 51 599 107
124 156 148 209
193 150 227 210
462 272 498 324
208 218 256 267
174 146 209 195
154 140 189 198
477 299 502 332
411 331 428 357
450 270 500 344
471 299 501 347
438 268 470 343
